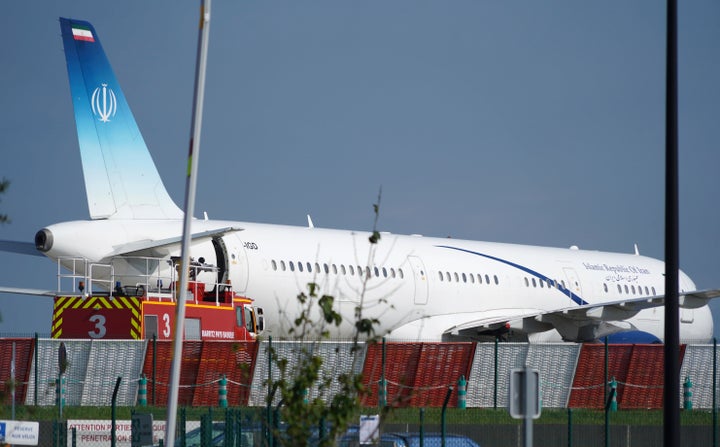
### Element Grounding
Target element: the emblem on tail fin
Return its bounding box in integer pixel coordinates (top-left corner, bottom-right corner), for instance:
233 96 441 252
91 84 117 122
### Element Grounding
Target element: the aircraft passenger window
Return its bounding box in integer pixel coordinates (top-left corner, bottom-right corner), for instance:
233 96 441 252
391 268 396 278
341 265 346 275
280 261 286 271
454 272 459 282
561 280 566 289
624 285 629 294
469 273 475 284
358 266 363 277
485 274 491 284
271 260 277 271
298 262 304 272
617 284 622 293
382 267 388 278
477 274 482 284
645 286 649 295
349 265 355 275
494 275 499 285
603 283 608 293
324 263 329 274
332 264 338 274
445 272 451 281
532 278 537 288
631 285 636 294
307 262 312 272
539 280 544 288
462 273 467 283
289 261 295 272
524 278 529 287
315 262 320 273
366 266 371 278
652 287 656 295
398 268 404 279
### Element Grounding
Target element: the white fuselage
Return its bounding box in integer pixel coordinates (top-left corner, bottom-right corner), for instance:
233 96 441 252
40 218 713 343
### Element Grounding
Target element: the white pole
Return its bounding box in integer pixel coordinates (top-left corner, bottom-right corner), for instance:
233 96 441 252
164 1 211 445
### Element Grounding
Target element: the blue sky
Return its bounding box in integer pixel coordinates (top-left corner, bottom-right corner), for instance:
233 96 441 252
1 1 719 338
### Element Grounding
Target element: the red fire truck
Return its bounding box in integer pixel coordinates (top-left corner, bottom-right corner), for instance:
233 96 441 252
50 256 263 341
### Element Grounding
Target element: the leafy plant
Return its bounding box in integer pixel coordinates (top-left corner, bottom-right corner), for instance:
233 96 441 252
265 191 387 446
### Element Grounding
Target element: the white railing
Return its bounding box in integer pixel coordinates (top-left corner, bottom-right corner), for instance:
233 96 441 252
56 255 230 304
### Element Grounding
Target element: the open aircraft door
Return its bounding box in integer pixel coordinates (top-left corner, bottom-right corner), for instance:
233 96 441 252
225 235 250 293
408 255 429 305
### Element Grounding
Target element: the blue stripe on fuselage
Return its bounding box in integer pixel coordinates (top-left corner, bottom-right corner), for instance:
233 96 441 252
435 245 589 306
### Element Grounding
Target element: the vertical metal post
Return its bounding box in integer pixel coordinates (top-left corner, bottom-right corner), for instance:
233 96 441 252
380 337 387 407
11 341 16 419
663 1 680 447
522 368 533 447
165 1 212 445
111 376 122 447
714 338 717 447
604 337 608 407
567 408 572 447
441 386 453 447
34 332 38 406
152 334 157 406
419 408 425 447
267 336 273 447
236 409 243 447
494 337 499 410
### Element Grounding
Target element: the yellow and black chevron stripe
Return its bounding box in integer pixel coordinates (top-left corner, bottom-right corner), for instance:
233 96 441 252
52 296 143 339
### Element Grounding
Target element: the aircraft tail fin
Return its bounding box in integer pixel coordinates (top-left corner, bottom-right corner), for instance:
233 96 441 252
59 18 182 220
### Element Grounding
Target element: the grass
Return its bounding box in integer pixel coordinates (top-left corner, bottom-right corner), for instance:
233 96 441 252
1 405 717 427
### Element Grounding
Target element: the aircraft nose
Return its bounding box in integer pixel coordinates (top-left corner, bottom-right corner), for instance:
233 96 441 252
35 228 53 252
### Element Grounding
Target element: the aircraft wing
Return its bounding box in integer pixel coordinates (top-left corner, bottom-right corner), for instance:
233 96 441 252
445 289 720 342
0 286 58 297
0 240 42 256
108 226 243 257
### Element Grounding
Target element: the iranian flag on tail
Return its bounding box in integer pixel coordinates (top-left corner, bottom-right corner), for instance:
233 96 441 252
71 24 94 42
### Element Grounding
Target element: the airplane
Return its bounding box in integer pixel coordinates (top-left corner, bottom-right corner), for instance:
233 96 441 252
0 18 718 344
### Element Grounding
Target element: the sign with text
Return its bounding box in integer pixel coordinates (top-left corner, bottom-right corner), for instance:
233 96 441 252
66 419 201 446
0 420 40 446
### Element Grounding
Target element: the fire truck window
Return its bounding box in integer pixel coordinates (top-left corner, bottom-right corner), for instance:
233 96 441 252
185 318 201 340
245 307 255 333
236 306 243 327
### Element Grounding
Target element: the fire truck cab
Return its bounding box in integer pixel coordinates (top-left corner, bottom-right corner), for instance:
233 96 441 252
51 256 263 341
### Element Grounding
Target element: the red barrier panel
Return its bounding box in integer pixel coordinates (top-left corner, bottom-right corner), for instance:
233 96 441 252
0 338 34 405
568 344 633 409
621 344 686 409
361 342 475 407
142 340 203 406
192 341 257 407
